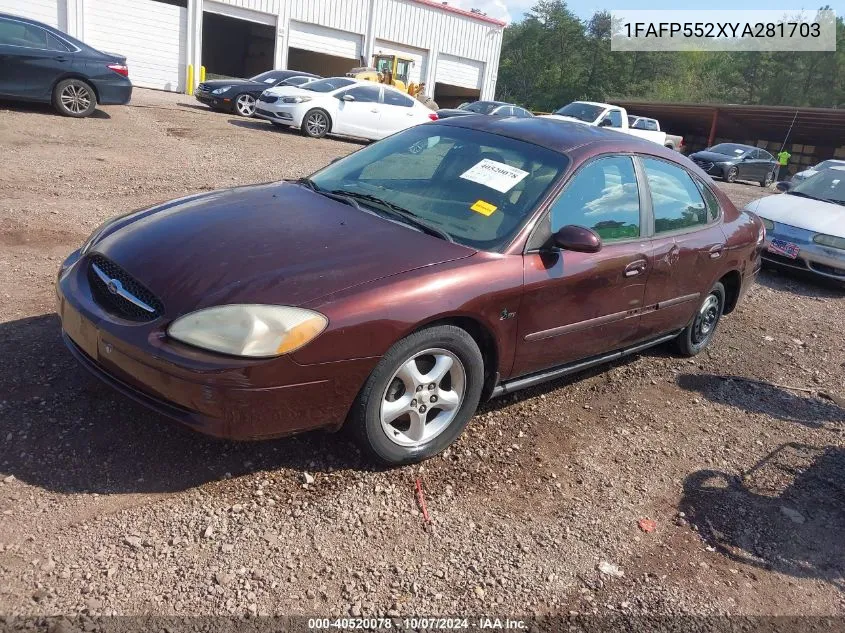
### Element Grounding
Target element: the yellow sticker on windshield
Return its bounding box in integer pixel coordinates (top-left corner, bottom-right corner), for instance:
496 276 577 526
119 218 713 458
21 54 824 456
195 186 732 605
471 200 498 216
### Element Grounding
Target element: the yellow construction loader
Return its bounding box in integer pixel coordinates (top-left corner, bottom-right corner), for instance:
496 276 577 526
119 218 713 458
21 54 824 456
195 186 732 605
347 54 438 110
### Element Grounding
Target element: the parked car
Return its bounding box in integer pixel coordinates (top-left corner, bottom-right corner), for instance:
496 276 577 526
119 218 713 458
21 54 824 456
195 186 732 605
436 100 534 119
628 115 684 152
543 102 670 147
745 166 845 283
791 159 845 184
689 143 777 186
56 117 763 464
194 70 320 117
0 12 131 117
254 77 436 140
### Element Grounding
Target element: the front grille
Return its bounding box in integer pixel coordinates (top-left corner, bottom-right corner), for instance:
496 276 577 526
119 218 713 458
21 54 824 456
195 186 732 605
258 94 278 104
88 254 164 321
693 160 714 171
197 83 207 92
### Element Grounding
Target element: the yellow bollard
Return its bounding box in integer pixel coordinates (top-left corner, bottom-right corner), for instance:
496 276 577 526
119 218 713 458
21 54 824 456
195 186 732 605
186 65 194 95
200 66 206 83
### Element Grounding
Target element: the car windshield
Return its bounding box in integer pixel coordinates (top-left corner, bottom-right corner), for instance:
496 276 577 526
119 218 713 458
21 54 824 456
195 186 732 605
460 102 500 114
790 169 845 205
283 76 312 86
709 144 750 157
303 77 355 92
250 71 282 84
552 102 603 122
308 125 568 250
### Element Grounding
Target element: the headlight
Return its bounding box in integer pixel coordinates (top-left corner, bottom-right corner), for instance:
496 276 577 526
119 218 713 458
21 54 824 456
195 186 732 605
282 96 312 104
211 86 232 95
168 305 327 357
759 217 774 231
813 234 845 250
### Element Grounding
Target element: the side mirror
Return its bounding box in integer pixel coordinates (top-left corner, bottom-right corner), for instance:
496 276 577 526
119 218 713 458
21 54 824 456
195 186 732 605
341 94 355 102
553 225 602 253
598 118 613 127
775 181 792 192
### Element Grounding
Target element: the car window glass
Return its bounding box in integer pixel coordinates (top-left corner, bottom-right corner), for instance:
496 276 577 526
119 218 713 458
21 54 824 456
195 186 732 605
643 158 709 233
339 85 380 103
311 125 567 251
607 109 623 128
646 120 658 131
383 89 414 107
516 108 531 118
549 156 640 241
759 150 773 161
749 150 762 159
0 19 49 48
694 179 721 223
45 32 70 51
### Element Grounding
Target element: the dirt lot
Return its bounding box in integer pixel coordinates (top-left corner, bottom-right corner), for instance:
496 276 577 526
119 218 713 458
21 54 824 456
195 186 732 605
1 89 843 622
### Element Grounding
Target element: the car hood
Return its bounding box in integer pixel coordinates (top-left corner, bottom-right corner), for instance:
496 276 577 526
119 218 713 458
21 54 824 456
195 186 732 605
93 182 476 316
745 193 845 237
690 151 739 163
199 79 261 90
264 85 312 98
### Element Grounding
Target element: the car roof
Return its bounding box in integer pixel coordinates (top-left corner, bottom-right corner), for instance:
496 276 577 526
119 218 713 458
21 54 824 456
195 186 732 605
433 115 678 157
0 11 50 27
713 142 758 151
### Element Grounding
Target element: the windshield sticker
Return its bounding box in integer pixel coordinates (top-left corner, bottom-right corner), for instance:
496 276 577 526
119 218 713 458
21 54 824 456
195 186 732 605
460 159 529 193
470 200 498 216
264 78 276 83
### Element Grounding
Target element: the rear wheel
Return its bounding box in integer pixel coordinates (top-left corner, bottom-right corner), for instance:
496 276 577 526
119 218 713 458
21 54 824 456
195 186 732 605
53 79 97 118
301 109 330 138
676 282 725 357
760 170 774 187
234 93 256 117
724 166 738 183
349 325 484 465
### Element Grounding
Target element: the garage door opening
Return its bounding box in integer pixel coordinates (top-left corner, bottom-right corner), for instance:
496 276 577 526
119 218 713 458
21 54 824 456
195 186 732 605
287 48 357 77
433 83 480 109
202 11 275 79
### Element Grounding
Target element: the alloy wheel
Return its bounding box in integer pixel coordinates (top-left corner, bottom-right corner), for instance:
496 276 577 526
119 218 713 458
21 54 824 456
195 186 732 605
726 167 738 183
692 294 721 345
305 112 328 137
380 348 466 448
61 84 92 115
235 94 256 117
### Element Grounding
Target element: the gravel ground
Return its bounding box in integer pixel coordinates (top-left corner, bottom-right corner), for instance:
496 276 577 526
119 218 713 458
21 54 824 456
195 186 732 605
0 89 843 622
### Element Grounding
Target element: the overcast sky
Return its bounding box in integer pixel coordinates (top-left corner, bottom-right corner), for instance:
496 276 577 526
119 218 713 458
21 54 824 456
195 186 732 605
449 0 843 24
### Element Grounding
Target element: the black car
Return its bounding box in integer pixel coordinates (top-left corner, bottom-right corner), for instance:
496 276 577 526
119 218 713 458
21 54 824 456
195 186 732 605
689 143 777 187
436 100 534 120
195 70 321 117
0 12 131 118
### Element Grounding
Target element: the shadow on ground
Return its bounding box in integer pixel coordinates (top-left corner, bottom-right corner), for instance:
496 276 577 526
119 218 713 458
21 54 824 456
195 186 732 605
0 315 372 496
227 118 284 132
756 266 845 298
681 442 845 589
677 373 845 428
0 100 111 119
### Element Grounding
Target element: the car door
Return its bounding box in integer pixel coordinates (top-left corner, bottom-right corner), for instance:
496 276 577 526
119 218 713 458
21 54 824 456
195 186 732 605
334 84 383 138
0 19 74 101
514 155 651 376
380 88 422 137
638 157 726 336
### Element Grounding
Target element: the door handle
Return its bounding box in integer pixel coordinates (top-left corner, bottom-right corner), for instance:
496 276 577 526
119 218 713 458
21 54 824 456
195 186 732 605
624 260 648 277
54 56 68 62
370 109 379 113
709 245 724 259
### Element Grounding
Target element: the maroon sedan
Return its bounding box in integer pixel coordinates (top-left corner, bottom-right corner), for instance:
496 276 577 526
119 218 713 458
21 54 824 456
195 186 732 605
57 117 764 464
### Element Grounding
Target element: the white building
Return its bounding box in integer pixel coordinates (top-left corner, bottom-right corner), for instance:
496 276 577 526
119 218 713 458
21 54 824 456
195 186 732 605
0 0 504 106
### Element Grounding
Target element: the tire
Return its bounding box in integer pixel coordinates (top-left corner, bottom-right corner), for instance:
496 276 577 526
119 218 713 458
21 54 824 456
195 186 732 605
52 79 97 118
675 282 726 357
724 166 738 183
301 109 330 138
348 325 484 465
234 93 256 117
760 170 774 187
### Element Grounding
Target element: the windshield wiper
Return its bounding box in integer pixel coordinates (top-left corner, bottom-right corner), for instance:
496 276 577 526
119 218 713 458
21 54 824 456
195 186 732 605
786 190 817 200
297 178 363 211
328 190 453 242
822 198 845 207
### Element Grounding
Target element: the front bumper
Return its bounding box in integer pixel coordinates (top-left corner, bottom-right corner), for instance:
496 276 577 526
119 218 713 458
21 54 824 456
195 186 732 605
691 160 728 178
254 101 304 127
761 223 845 281
56 250 378 440
195 91 233 110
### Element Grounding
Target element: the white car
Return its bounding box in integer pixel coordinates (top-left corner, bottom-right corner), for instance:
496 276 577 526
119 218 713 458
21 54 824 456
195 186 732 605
254 77 436 140
791 159 845 184
744 166 845 283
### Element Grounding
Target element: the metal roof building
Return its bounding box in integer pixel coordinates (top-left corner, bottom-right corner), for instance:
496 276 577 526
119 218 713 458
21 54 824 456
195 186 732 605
0 0 505 105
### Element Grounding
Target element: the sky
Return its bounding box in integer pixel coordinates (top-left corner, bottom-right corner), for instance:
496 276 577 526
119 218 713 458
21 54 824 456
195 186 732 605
449 0 843 24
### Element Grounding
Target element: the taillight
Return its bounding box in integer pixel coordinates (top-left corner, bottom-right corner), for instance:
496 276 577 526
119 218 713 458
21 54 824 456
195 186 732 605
107 63 129 77
428 113 438 121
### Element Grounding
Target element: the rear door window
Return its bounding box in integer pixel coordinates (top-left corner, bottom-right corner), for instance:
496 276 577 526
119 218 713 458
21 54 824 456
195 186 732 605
338 85 381 103
383 89 414 107
642 158 709 234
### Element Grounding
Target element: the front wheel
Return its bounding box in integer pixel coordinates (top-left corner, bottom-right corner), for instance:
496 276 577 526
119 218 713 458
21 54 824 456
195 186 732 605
301 109 330 138
348 325 484 465
676 282 726 357
53 79 97 118
234 93 256 117
724 166 738 183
